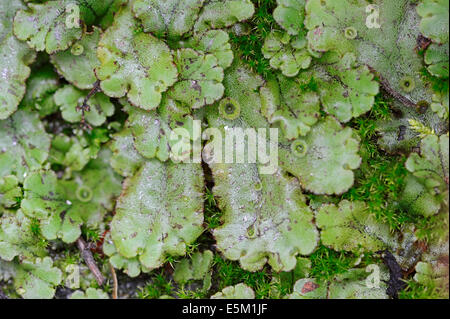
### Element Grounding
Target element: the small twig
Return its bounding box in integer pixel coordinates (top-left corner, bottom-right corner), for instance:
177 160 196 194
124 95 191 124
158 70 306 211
404 241 427 277
109 263 118 299
380 79 417 108
76 80 101 130
377 249 407 299
369 67 418 109
416 34 432 52
76 237 105 286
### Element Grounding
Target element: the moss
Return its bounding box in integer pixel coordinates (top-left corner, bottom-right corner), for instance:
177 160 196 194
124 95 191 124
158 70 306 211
137 271 174 299
212 255 274 299
342 95 413 230
399 279 447 299
81 225 101 243
309 245 355 281
229 0 278 78
1 0 448 300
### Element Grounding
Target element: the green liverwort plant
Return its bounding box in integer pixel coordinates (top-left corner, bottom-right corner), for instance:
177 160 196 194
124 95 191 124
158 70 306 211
0 0 448 299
